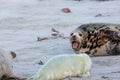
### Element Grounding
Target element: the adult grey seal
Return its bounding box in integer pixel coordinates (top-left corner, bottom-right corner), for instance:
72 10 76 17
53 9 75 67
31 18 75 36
70 23 120 56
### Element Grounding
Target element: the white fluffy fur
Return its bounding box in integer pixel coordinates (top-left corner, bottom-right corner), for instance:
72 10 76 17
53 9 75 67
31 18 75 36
28 53 92 80
0 48 14 78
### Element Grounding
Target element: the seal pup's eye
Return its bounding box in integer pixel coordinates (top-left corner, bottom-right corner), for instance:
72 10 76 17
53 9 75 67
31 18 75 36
70 33 73 36
79 33 82 36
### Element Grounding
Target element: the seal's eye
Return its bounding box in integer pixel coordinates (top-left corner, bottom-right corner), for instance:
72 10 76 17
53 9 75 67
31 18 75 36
70 33 73 36
79 33 82 36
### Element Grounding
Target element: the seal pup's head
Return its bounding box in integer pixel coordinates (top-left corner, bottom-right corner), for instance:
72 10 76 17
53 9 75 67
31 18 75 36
70 30 85 51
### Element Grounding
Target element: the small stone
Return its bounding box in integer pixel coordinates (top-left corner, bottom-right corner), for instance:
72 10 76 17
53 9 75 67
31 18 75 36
37 37 48 41
38 60 44 65
61 8 71 13
95 14 102 17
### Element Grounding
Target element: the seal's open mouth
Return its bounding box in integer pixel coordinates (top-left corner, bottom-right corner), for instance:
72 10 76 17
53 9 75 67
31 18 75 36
72 41 80 49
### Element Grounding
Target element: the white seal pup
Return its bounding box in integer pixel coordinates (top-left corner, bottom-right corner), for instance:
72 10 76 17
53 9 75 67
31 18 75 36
28 53 92 80
0 48 16 79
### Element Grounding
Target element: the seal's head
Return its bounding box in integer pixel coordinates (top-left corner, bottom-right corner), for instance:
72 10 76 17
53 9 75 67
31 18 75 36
70 30 84 51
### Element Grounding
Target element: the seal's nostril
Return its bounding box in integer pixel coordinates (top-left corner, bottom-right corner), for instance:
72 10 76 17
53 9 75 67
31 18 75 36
73 35 76 39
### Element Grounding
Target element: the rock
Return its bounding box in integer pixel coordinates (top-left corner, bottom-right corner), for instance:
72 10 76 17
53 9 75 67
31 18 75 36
95 13 102 17
61 8 71 13
95 0 111 1
37 37 48 41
